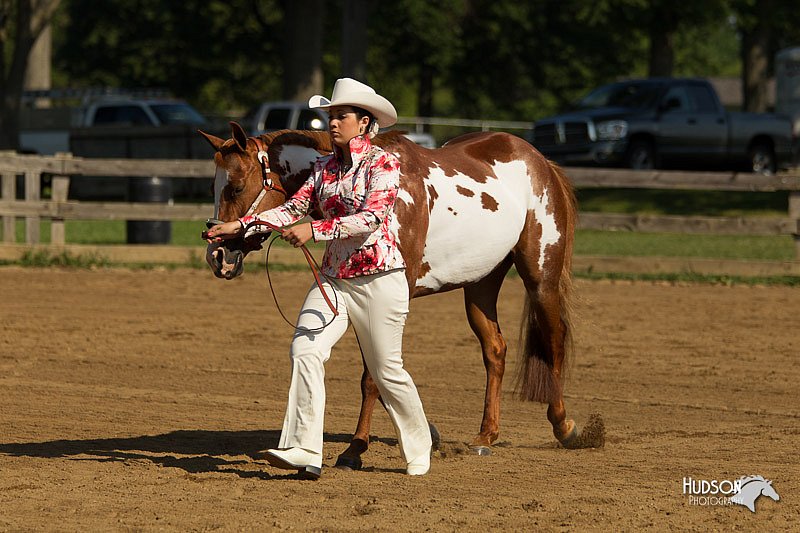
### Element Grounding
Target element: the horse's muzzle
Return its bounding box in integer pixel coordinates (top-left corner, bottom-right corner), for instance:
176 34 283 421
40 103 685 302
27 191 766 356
206 243 245 279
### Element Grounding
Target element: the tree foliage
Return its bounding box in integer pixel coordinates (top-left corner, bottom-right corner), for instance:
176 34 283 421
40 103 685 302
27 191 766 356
55 0 285 113
2 0 799 152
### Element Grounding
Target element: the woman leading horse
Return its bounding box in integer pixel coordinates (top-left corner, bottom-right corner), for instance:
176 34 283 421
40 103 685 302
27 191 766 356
206 79 433 479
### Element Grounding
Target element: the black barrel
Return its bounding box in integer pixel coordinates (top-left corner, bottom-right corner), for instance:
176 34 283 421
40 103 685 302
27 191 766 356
126 177 172 244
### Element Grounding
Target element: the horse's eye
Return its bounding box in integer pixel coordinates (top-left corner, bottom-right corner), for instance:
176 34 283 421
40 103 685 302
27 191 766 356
228 181 245 195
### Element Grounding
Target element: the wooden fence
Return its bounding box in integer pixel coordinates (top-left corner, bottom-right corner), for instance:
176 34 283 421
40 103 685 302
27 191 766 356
1 152 799 275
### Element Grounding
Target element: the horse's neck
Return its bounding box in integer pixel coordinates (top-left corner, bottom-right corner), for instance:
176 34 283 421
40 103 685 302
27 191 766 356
268 131 333 197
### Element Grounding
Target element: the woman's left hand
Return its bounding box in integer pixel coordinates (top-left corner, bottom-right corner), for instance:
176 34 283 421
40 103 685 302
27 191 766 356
205 220 243 243
282 222 313 247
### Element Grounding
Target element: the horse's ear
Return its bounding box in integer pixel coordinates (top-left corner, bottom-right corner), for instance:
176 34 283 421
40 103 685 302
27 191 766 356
198 129 226 152
230 121 248 152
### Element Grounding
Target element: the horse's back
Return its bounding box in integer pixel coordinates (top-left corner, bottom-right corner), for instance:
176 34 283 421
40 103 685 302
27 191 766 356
392 131 567 293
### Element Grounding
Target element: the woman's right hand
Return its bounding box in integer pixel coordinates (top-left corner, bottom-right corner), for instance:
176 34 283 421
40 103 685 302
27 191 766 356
205 220 244 243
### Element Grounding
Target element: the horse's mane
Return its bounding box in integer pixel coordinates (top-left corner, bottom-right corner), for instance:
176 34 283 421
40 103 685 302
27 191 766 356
259 129 333 153
372 130 415 150
739 475 767 485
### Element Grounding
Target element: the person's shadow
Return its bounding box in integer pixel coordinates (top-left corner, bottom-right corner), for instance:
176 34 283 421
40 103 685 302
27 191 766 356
0 430 398 480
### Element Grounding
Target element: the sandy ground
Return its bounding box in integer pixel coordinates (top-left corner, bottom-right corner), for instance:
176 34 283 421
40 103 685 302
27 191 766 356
0 267 798 531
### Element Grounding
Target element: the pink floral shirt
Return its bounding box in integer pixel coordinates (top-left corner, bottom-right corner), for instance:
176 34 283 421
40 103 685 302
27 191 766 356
239 135 405 278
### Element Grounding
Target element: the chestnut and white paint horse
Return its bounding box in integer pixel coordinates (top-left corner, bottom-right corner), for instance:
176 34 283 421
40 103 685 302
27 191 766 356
200 123 584 468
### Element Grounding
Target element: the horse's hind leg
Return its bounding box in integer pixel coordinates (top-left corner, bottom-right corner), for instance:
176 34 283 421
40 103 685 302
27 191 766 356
464 254 514 453
513 254 578 448
335 354 381 470
535 289 577 446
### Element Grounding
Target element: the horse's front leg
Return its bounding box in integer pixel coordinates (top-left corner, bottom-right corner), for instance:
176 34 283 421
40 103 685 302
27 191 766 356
335 359 381 470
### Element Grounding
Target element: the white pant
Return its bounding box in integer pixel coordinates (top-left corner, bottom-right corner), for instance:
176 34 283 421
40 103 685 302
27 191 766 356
278 269 432 463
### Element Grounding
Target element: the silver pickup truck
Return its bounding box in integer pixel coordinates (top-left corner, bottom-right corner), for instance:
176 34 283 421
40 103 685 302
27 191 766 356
531 78 796 174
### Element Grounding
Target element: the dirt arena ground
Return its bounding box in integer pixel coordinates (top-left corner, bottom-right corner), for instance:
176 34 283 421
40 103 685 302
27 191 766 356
1 266 798 531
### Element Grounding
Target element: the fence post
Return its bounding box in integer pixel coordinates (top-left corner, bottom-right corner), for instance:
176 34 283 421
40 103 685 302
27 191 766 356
24 171 41 244
790 191 800 261
50 175 70 245
2 171 16 243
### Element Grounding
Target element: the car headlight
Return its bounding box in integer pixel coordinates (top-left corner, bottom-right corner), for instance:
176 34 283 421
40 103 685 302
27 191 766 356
595 120 628 141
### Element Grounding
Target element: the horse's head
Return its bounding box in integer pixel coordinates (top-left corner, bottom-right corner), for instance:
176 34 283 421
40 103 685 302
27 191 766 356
198 122 332 279
760 479 780 502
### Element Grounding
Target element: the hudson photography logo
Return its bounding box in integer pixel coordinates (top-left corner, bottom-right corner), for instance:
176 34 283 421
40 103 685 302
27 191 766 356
682 475 781 512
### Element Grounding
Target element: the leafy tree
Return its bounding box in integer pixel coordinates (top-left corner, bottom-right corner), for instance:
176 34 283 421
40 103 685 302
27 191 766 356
449 0 647 120
370 0 466 122
55 0 285 114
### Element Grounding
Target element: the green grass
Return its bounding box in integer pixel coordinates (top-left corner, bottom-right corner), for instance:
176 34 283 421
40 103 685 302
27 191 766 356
1 188 796 282
1 216 795 262
575 230 795 261
18 249 111 268
573 270 800 287
576 189 789 217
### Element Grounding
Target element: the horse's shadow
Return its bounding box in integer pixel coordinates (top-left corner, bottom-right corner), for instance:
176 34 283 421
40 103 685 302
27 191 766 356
0 430 398 480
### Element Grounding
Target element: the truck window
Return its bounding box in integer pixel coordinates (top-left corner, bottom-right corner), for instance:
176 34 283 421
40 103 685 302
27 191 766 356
297 109 326 130
93 105 153 126
150 103 207 125
687 85 719 113
576 82 662 110
264 108 292 130
93 105 153 125
660 86 690 112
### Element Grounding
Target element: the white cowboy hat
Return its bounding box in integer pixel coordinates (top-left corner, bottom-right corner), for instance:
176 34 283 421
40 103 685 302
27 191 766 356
308 78 397 128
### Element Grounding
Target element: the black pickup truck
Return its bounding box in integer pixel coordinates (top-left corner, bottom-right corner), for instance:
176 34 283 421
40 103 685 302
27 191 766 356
530 78 795 174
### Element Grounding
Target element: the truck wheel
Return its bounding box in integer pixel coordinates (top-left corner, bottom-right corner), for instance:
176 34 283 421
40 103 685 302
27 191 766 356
748 143 776 175
626 140 656 170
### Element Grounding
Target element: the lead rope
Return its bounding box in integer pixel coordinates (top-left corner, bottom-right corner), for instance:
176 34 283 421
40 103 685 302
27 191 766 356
246 220 340 333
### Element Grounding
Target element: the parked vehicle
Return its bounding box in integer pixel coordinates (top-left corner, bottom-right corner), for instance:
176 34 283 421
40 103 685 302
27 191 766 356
241 101 328 136
242 101 437 147
530 78 795 174
19 96 217 199
19 97 210 157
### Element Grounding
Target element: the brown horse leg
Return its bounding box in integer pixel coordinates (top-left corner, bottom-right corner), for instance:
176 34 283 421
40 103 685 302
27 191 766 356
335 354 382 470
464 255 514 454
514 256 577 448
531 282 578 448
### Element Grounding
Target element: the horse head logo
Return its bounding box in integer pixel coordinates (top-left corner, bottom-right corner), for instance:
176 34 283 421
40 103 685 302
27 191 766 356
730 475 780 513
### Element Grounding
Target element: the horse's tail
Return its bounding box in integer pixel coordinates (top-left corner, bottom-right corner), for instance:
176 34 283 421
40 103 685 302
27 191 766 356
515 160 577 403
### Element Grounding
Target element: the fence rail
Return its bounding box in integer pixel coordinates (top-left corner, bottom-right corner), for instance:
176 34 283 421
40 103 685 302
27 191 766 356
1 152 799 269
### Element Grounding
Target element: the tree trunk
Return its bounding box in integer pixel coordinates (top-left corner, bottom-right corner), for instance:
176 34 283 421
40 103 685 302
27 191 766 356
417 62 434 131
341 0 368 82
741 0 772 112
24 20 51 107
647 4 679 77
282 0 325 102
0 0 60 150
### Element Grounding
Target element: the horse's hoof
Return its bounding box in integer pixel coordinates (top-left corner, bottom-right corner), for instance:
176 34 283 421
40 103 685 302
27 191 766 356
334 455 363 471
557 422 580 449
469 445 492 456
429 423 441 451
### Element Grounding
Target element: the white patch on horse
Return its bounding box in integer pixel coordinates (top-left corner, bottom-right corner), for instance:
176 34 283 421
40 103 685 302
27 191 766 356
397 188 415 206
416 160 532 291
278 145 321 177
213 166 229 219
531 186 561 270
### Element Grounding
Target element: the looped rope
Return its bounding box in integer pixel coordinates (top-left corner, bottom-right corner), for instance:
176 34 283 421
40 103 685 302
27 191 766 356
246 220 340 333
